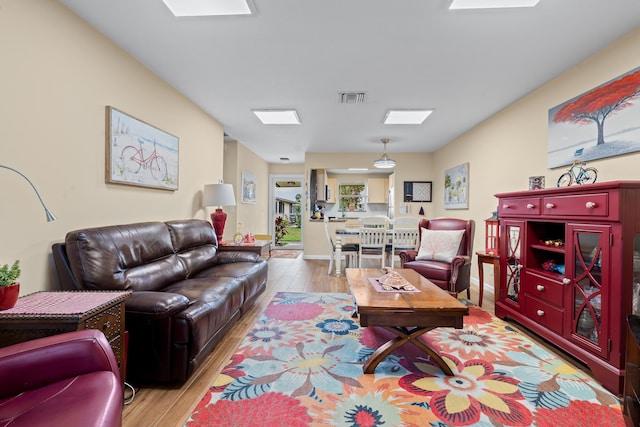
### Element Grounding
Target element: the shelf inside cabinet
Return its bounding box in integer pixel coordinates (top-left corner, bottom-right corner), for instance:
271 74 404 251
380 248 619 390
527 267 564 281
530 244 566 254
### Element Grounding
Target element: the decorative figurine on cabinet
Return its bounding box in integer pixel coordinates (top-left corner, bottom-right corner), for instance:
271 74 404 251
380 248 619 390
557 160 598 187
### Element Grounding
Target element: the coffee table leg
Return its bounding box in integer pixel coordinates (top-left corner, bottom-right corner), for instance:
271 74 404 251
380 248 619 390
363 326 454 376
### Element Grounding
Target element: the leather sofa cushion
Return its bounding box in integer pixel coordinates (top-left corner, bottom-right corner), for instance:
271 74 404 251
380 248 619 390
165 276 245 353
167 219 219 277
65 222 187 291
194 261 268 303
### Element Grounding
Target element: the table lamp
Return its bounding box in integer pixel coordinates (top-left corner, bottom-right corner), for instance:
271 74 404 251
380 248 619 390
203 183 236 243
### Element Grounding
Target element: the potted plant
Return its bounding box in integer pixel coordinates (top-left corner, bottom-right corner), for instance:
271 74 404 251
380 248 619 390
0 260 21 310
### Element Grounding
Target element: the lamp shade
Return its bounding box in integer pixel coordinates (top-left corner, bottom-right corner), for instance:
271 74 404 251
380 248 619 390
203 183 236 207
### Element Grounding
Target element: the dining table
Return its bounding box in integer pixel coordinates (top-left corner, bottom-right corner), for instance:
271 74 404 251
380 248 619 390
334 227 394 275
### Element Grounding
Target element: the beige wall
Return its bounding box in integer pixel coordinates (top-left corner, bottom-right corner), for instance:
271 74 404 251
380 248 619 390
1 1 224 294
433 27 640 288
223 141 270 239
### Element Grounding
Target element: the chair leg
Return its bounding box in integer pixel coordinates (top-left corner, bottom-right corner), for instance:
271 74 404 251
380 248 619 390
328 250 334 275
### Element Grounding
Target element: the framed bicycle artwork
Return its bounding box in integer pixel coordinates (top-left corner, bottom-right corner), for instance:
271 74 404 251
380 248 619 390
105 106 179 191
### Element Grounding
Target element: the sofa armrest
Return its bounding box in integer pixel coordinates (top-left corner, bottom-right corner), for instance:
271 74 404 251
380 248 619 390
450 255 472 290
125 291 190 318
399 249 418 266
0 329 120 399
215 251 260 264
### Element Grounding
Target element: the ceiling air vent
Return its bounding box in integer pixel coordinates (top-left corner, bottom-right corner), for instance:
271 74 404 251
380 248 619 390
338 92 366 104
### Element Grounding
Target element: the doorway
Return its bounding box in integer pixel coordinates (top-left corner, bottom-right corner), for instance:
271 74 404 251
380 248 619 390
269 174 304 250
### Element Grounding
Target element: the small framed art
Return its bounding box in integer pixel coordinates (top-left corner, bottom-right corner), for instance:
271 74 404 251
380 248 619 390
403 181 432 202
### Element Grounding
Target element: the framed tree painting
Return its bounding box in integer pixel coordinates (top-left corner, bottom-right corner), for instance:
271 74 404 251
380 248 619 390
106 106 179 190
547 66 640 168
444 163 469 209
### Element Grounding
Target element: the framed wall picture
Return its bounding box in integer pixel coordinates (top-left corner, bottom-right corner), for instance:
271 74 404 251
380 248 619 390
241 171 257 204
547 65 640 168
106 106 179 191
403 181 432 202
444 162 469 209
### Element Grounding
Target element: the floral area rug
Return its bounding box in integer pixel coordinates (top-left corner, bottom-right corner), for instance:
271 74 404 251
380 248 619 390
185 292 624 426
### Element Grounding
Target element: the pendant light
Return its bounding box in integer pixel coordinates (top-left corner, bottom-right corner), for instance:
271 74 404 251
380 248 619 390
373 138 396 169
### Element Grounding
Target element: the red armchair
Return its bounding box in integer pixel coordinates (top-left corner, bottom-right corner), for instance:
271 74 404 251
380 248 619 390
399 218 475 298
0 329 122 427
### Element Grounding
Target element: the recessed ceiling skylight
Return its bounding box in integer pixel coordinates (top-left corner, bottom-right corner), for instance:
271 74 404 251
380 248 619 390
162 0 252 16
253 110 301 125
384 109 433 125
449 0 540 9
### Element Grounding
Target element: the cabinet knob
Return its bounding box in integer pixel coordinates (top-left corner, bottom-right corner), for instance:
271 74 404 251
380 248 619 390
546 203 555 209
562 278 571 285
536 310 545 317
103 321 111 330
527 203 535 209
502 204 510 209
536 285 545 292
585 201 596 209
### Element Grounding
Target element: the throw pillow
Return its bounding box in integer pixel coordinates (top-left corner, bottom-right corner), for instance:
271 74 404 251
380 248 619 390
416 228 465 263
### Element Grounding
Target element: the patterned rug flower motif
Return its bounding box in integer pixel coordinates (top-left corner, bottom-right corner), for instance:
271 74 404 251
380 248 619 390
186 292 624 426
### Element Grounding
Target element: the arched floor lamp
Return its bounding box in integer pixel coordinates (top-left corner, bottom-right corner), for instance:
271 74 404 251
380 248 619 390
1 165 56 222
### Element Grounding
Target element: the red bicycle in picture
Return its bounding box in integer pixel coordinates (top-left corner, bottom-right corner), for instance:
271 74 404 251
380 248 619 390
120 138 168 182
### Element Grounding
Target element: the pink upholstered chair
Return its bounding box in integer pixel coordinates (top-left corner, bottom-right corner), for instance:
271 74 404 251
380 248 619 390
399 218 475 298
0 329 123 427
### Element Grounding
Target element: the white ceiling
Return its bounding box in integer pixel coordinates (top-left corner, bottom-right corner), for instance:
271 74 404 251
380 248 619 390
59 0 640 164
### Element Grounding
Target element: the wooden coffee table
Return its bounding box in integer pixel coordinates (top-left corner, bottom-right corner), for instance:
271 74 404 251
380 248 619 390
347 268 469 375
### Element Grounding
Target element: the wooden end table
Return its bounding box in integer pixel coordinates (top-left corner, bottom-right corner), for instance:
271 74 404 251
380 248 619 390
476 251 499 308
0 291 131 381
219 240 272 258
347 268 468 375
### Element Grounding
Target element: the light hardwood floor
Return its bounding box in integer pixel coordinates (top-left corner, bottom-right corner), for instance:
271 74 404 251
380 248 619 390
121 256 596 427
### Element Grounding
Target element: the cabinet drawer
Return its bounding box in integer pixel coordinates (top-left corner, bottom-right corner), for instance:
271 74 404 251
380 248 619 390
543 193 609 217
84 303 122 340
499 197 541 217
523 272 565 307
525 295 564 335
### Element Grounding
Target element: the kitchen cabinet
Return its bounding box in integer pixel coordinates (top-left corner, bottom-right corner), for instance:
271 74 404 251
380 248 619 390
495 181 640 395
316 169 327 202
367 177 388 204
327 177 336 203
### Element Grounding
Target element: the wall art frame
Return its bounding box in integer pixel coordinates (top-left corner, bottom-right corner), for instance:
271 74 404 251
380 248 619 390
403 181 432 202
241 171 257 204
444 162 469 209
106 106 179 191
547 65 640 169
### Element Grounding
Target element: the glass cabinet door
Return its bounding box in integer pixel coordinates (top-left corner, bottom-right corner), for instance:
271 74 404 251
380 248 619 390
567 224 610 357
502 221 523 306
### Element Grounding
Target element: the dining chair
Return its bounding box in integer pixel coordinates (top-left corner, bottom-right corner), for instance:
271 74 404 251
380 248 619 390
324 216 358 274
389 217 420 267
358 216 390 268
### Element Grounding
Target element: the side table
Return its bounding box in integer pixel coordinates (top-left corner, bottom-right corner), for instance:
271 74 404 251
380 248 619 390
0 291 131 381
219 239 272 258
476 252 499 308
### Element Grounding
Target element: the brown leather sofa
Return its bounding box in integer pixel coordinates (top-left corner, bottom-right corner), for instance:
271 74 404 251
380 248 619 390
52 219 268 385
0 329 123 427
